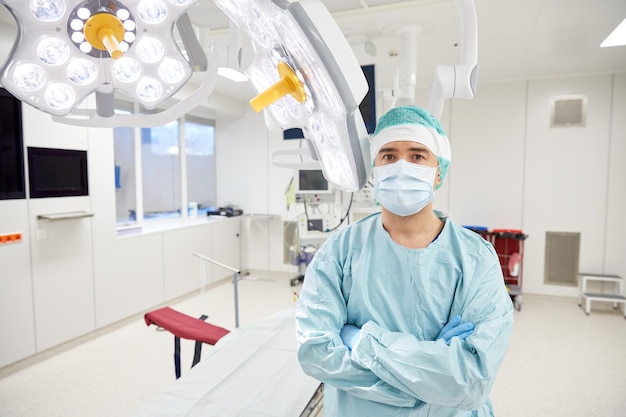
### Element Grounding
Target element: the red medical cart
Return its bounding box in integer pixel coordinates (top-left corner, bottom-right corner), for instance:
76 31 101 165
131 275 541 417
491 229 528 311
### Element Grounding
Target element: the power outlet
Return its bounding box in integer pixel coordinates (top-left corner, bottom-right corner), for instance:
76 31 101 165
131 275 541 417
37 229 48 240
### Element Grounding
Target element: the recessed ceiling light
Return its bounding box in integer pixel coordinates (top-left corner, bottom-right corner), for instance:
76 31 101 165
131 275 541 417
217 66 249 82
601 18 626 47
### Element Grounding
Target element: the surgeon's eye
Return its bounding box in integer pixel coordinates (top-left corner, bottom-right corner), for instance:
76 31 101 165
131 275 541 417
411 153 433 165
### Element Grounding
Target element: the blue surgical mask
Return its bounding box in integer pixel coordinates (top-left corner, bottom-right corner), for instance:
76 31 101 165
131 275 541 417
373 159 437 216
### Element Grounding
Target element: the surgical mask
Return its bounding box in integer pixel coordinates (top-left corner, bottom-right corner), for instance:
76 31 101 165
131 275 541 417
373 159 437 216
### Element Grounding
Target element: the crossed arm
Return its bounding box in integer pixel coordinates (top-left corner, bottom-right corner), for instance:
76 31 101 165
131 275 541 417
295 253 513 410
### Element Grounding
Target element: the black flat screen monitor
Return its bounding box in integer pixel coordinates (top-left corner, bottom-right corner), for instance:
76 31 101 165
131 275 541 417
296 169 330 194
0 88 26 200
28 147 89 198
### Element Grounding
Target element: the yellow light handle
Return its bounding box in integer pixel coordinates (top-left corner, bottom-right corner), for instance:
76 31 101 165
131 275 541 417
250 78 296 112
100 28 123 60
249 62 306 112
84 12 125 60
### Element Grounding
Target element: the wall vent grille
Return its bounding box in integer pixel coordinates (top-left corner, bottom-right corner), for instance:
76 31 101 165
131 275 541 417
550 95 587 128
544 231 580 286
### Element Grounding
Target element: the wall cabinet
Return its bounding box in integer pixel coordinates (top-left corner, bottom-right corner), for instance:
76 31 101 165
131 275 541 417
163 223 213 300
30 199 96 352
0 202 35 368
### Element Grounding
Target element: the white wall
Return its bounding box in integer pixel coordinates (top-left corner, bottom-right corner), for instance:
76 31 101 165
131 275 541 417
605 75 626 278
217 107 304 274
523 75 616 295
447 81 527 229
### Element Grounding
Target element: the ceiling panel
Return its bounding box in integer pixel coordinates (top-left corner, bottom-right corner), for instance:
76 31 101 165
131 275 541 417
364 0 444 8
322 0 367 13
476 0 544 39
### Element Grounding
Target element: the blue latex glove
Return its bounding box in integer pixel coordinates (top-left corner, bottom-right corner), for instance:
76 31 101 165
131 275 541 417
340 324 361 350
437 315 474 345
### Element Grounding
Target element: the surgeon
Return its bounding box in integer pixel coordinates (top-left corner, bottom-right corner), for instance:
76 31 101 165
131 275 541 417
295 106 514 416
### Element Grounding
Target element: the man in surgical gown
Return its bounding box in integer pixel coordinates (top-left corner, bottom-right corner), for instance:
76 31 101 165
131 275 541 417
295 106 514 417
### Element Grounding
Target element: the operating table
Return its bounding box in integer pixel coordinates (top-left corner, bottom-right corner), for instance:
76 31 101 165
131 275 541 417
133 309 323 417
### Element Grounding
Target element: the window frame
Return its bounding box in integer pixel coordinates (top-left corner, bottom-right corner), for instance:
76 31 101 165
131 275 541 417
113 102 217 235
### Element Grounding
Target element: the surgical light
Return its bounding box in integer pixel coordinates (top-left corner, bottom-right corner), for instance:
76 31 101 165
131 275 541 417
215 0 371 192
0 0 214 126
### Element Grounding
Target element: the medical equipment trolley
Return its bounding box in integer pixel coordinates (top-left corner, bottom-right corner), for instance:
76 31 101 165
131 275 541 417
491 229 528 311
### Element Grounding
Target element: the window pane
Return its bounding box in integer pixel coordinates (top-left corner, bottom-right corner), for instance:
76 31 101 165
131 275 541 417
147 119 180 155
142 120 182 220
113 125 137 226
186 120 214 156
186 118 217 212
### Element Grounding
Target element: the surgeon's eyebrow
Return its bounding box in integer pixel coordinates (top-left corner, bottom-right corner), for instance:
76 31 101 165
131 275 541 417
377 146 397 154
377 145 430 154
407 145 431 153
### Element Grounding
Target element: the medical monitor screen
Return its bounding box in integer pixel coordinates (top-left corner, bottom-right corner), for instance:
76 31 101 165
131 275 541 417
297 169 329 193
28 147 89 198
0 88 26 200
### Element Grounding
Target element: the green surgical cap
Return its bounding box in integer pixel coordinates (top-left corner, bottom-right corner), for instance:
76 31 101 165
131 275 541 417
371 106 451 187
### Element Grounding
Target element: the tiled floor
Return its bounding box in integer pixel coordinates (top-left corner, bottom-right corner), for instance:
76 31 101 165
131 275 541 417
1 272 625 417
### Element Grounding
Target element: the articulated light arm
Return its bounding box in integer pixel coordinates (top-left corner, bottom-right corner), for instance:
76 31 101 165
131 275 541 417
428 0 478 119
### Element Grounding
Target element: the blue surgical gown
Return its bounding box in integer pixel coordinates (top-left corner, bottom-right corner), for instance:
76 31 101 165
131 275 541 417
295 213 514 417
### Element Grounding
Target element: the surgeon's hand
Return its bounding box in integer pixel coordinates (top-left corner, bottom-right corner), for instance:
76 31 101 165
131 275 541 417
340 324 361 350
437 315 474 345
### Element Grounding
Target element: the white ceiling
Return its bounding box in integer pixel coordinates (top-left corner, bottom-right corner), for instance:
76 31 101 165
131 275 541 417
194 0 626 99
1 0 625 102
